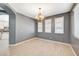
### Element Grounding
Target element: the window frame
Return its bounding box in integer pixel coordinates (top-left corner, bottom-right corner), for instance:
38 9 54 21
54 16 64 34
37 22 43 32
45 19 52 33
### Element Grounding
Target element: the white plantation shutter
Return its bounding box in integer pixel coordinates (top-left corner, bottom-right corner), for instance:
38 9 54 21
45 19 51 33
55 16 64 34
38 22 43 32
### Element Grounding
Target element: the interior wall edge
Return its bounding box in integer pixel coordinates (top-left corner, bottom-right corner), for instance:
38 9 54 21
0 3 16 44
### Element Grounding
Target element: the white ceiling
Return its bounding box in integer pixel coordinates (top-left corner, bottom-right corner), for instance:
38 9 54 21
9 3 73 18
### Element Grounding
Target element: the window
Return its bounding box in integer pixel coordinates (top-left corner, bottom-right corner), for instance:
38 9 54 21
74 4 79 39
45 19 51 33
55 16 64 34
38 22 43 32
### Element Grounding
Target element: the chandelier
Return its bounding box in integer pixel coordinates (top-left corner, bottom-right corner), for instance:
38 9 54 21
35 8 45 22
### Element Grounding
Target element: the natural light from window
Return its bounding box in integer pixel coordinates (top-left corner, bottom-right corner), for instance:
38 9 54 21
38 22 43 32
45 19 51 33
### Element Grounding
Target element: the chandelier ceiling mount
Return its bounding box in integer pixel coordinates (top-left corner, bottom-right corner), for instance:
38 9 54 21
35 8 45 22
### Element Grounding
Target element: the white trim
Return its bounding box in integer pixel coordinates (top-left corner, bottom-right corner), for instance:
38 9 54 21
10 37 71 47
37 37 70 46
69 45 77 56
9 38 35 47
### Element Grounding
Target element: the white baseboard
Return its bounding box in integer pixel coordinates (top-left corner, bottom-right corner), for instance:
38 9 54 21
37 37 70 46
9 38 35 47
70 45 77 56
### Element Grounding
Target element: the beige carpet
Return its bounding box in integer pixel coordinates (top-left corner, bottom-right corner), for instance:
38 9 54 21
8 38 75 56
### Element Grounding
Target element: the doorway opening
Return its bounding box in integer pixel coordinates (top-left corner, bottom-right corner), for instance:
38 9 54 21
0 7 9 54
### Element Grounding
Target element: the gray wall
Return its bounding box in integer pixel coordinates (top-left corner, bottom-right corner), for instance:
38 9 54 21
0 4 36 44
16 13 35 43
70 4 79 56
36 13 70 43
